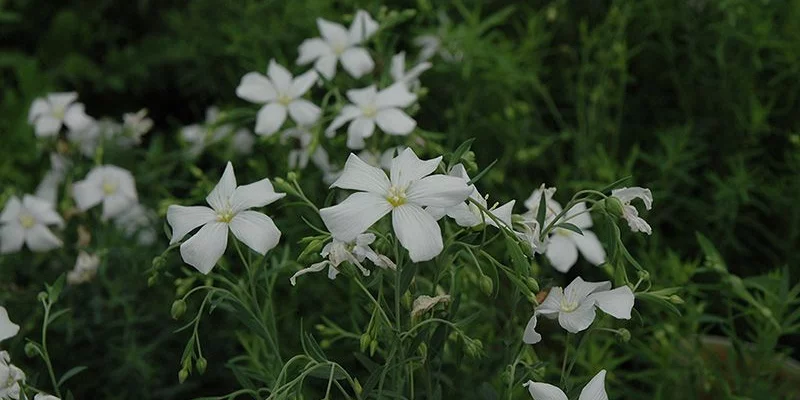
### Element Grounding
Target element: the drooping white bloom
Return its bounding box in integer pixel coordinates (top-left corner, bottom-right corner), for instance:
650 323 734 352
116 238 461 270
427 164 515 229
122 109 154 145
0 195 63 254
35 153 71 205
326 84 417 149
523 277 634 344
167 162 284 274
0 351 24 400
34 394 61 400
72 165 138 220
390 52 432 89
320 148 472 262
289 233 395 285
67 251 100 285
297 10 379 79
524 185 605 273
523 370 608 400
0 307 19 343
231 128 255 155
236 60 320 136
411 294 451 317
611 187 653 235
181 107 233 157
114 203 157 245
28 92 92 137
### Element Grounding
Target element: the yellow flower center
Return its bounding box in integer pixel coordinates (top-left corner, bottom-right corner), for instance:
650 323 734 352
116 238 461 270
560 297 579 313
216 208 235 223
102 179 118 195
277 94 293 106
52 106 65 119
19 213 36 229
386 185 407 207
332 43 346 55
361 105 377 118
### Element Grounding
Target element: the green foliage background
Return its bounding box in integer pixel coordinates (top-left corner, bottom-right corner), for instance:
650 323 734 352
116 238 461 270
1 0 799 399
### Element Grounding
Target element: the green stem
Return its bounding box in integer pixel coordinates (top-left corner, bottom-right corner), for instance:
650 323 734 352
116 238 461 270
40 299 61 398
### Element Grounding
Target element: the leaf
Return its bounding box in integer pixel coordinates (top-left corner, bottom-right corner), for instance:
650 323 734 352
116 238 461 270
555 222 583 235
57 366 88 387
466 159 498 186
448 138 475 169
598 176 632 193
398 262 418 296
305 363 347 380
47 308 72 325
47 274 66 303
504 234 530 275
536 189 547 231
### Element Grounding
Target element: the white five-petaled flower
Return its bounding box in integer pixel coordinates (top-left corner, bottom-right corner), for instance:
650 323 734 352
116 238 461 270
320 148 472 262
523 277 635 344
611 187 653 235
0 195 64 254
523 370 608 400
181 107 233 157
0 307 19 343
289 233 395 285
72 165 139 220
0 351 24 400
326 84 417 149
390 52 432 89
524 185 605 273
236 60 320 136
297 10 379 80
167 162 285 274
427 164 515 229
67 251 100 285
28 92 92 137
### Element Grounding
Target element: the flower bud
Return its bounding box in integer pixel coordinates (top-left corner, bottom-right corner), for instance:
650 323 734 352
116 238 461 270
604 197 625 219
24 342 38 358
147 275 158 287
637 270 650 282
369 338 379 357
479 276 493 296
178 368 189 383
196 357 208 374
616 328 631 342
669 295 684 305
171 299 187 320
152 256 166 269
526 277 540 292
360 333 371 352
465 339 483 358
287 171 298 182
37 291 48 302
418 343 428 359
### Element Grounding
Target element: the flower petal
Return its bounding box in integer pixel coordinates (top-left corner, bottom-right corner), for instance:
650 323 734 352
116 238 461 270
297 38 332 65
166 205 216 244
340 47 374 79
35 171 61 205
0 223 24 254
28 98 49 123
236 71 277 103
230 179 286 213
102 194 134 220
267 59 293 94
588 286 635 320
22 195 63 227
392 203 443 262
348 9 379 44
346 85 378 106
289 69 318 98
317 18 349 48
0 197 22 223
487 200 515 229
375 108 416 135
612 187 652 209
229 211 281 255
522 314 542 344
571 230 606 266
558 301 597 333
622 204 652 234
320 192 392 242
537 287 564 316
326 105 362 135
180 222 228 274
72 179 104 211
390 52 406 82
389 148 442 188
25 224 62 252
288 99 321 126
375 83 417 109
346 118 375 149
545 234 579 273
314 54 338 80
64 103 93 131
563 277 612 304
523 381 568 400
206 162 237 211
406 175 472 208
0 307 20 342
35 115 62 137
289 261 329 286
330 153 390 194
254 103 288 136
47 92 78 109
446 203 481 227
578 370 609 400
566 202 593 229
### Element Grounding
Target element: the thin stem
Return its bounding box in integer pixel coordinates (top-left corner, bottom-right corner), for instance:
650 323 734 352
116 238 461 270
560 333 571 387
40 299 61 398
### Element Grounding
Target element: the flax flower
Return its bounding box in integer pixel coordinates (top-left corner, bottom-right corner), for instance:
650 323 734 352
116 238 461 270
297 10 379 79
28 92 92 137
0 195 63 254
523 370 608 400
289 233 394 285
72 165 138 220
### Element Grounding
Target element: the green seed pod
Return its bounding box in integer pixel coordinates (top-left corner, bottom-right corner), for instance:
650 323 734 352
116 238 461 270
480 276 494 296
178 368 189 383
24 342 38 358
360 333 371 352
171 299 187 320
617 328 631 342
669 295 684 305
369 338 378 356
196 357 208 374
526 277 540 292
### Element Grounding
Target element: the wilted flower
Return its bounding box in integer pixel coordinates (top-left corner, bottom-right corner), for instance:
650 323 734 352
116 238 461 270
28 92 92 137
523 277 634 344
236 60 320 136
326 84 417 149
297 10 379 79
610 187 653 235
427 164 515 229
72 165 138 220
34 153 71 205
0 351 24 400
289 233 394 285
320 148 472 262
411 294 451 317
390 52 432 89
67 251 100 285
524 185 605 272
0 307 19 343
181 107 233 157
167 162 285 274
523 370 608 400
0 195 64 254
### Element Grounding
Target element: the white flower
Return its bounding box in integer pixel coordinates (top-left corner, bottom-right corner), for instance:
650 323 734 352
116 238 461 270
0 351 24 400
167 162 285 274
523 277 634 344
34 394 61 400
231 129 255 155
427 164 515 229
67 251 100 285
411 294 451 317
35 153 71 205
289 233 395 285
122 109 153 145
236 60 320 136
0 195 63 254
320 148 472 262
326 84 417 149
523 370 608 400
611 187 653 235
390 52 432 89
114 203 156 245
28 92 92 137
181 107 233 157
72 165 138 220
517 217 548 255
524 186 605 273
281 126 330 173
297 10 379 79
0 307 19 343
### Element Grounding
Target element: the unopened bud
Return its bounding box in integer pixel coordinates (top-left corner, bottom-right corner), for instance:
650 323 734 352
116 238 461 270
669 295 684 305
360 333 371 352
604 197 625 219
479 276 493 296
152 256 166 269
526 277 540 292
637 270 650 282
616 328 631 342
287 171 298 182
24 342 38 358
418 343 428 359
196 357 207 374
465 339 483 358
171 299 187 320
369 338 378 356
147 275 158 287
37 291 48 302
178 368 189 383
